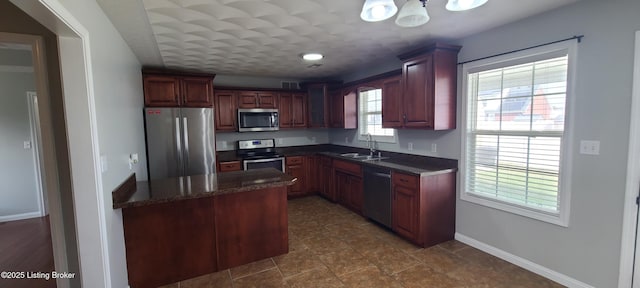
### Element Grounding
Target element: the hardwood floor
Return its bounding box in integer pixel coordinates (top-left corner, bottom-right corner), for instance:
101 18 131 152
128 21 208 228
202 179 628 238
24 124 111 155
0 216 56 288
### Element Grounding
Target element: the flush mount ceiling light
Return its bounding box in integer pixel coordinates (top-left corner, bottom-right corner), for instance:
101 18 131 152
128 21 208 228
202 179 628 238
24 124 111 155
445 0 488 11
301 53 324 61
396 0 430 27
360 0 398 22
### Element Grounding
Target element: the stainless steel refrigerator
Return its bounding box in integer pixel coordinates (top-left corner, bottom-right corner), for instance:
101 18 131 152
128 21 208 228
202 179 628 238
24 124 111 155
144 107 216 180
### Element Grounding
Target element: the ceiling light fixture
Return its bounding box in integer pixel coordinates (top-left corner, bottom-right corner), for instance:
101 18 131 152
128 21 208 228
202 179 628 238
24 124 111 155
360 0 398 22
445 0 488 11
302 53 324 61
395 0 430 28
360 0 488 27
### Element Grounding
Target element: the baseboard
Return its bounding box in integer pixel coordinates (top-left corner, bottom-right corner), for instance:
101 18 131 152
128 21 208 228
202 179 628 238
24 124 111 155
455 233 594 288
0 211 43 222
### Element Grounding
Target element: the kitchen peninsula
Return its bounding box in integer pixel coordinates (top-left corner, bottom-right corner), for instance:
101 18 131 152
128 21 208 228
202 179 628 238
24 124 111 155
112 168 295 288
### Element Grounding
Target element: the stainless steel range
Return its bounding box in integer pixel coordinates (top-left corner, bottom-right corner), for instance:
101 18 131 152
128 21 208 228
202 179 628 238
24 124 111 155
237 139 285 172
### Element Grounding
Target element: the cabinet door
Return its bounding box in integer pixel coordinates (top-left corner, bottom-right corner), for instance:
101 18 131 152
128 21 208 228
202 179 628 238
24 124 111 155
257 92 278 108
287 164 305 196
307 84 328 127
238 92 258 108
329 89 344 128
182 77 213 107
279 93 293 128
392 184 419 242
292 93 307 128
403 54 434 128
143 75 180 107
335 171 349 206
214 90 237 131
349 176 363 215
381 76 403 128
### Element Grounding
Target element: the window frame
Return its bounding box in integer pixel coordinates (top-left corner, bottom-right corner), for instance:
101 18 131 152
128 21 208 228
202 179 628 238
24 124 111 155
357 86 397 144
460 41 577 227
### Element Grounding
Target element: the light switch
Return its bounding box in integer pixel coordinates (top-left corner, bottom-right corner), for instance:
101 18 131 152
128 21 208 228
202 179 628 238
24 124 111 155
431 143 437 153
100 155 108 173
23 141 31 149
408 142 413 150
579 140 600 155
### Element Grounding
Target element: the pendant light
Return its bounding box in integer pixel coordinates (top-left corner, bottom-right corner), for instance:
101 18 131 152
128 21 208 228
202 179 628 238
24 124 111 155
445 0 488 11
360 0 398 22
395 0 430 28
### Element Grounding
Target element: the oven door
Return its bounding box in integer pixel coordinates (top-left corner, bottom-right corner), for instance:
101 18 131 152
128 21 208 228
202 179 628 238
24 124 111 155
243 157 285 172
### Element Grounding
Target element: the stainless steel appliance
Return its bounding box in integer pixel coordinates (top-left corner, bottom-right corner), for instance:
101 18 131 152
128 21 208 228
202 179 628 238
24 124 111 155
144 107 216 180
237 139 285 172
363 166 392 228
238 108 279 132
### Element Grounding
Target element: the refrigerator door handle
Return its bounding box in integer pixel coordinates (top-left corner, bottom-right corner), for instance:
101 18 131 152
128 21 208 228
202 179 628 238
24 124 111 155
183 117 189 168
175 117 182 173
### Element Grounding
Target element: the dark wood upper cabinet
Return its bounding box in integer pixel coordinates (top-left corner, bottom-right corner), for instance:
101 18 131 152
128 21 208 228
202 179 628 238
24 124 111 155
214 90 237 131
307 84 329 128
238 91 277 108
330 88 357 129
279 92 307 129
381 75 403 128
390 43 460 130
143 76 181 107
143 73 214 108
182 77 214 107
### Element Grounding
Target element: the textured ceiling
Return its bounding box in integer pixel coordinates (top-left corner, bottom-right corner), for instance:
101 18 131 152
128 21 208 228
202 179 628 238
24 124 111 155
98 0 579 78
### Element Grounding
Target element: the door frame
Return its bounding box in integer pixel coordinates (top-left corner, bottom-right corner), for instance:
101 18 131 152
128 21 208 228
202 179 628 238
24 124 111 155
26 91 47 216
9 0 112 287
619 30 640 288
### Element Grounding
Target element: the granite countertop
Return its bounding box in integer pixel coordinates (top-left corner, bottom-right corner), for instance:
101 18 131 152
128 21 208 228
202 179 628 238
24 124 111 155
217 144 457 177
317 152 457 177
113 168 296 209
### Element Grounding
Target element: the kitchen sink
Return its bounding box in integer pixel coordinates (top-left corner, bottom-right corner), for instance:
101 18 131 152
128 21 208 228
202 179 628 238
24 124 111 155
339 153 388 161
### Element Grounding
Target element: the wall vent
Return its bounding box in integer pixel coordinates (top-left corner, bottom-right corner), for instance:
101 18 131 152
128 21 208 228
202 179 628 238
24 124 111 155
281 81 299 90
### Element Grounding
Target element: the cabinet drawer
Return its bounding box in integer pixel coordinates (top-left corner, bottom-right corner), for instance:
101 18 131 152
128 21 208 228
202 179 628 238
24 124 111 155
392 172 418 188
286 156 304 165
219 161 241 172
333 160 361 176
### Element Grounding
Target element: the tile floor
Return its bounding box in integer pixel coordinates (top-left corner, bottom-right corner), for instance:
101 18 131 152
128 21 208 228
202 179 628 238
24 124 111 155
161 196 564 288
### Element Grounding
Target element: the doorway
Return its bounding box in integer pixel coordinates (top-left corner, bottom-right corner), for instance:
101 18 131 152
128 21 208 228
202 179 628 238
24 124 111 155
0 44 47 222
621 31 640 288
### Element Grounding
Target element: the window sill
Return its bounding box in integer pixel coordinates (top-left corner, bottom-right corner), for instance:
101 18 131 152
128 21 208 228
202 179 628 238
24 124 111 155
357 134 397 144
460 192 569 227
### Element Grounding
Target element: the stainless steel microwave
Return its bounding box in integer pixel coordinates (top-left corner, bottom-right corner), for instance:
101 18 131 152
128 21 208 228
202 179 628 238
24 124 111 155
237 109 279 132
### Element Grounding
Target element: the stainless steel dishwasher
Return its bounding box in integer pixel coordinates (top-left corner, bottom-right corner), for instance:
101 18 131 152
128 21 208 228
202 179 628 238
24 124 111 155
363 166 392 228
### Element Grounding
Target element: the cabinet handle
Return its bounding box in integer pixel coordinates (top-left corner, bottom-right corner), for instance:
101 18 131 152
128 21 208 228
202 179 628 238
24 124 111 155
400 179 408 183
403 114 407 123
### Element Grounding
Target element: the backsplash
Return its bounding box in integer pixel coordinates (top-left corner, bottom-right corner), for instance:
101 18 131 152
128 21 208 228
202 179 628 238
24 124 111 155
216 129 330 151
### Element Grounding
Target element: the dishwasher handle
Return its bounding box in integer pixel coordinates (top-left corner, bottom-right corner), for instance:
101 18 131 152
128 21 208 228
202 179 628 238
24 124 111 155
371 172 391 178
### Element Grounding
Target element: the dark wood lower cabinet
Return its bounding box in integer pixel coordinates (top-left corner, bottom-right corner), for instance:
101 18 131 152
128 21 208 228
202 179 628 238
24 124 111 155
286 156 307 197
334 160 363 214
122 187 288 288
319 156 335 201
215 188 288 269
122 198 217 288
391 171 456 247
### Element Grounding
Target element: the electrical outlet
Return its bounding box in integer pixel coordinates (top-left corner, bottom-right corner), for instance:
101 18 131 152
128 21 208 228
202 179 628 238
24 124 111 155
345 137 349 143
431 143 437 153
221 141 227 149
23 141 31 149
311 136 316 143
408 142 413 150
278 138 284 145
579 140 600 155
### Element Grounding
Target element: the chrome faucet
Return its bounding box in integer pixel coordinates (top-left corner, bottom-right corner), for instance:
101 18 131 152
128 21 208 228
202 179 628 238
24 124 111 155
367 133 375 156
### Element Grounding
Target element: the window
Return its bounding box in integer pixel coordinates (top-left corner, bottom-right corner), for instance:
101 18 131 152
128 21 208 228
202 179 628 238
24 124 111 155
461 41 576 226
358 87 396 143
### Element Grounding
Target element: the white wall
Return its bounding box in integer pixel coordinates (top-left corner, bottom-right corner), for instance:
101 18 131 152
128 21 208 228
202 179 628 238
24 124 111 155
216 129 330 151
0 70 40 218
54 0 147 286
454 1 639 286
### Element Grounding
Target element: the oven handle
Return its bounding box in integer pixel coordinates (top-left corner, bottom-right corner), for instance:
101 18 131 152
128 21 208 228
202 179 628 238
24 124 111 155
243 157 286 171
